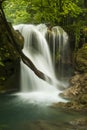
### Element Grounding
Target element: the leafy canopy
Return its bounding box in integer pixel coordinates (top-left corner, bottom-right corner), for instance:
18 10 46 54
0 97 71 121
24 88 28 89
3 0 83 25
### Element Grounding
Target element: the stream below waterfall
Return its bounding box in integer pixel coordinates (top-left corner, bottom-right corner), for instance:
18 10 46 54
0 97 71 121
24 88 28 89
0 94 87 130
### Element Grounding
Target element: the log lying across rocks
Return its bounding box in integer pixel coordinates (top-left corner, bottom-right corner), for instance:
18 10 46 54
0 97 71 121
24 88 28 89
0 2 52 83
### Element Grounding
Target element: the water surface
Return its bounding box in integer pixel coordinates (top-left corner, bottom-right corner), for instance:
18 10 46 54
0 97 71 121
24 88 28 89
0 93 86 130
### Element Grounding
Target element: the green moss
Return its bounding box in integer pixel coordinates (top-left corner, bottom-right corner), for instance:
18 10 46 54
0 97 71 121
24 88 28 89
55 51 60 63
0 62 4 67
74 44 87 72
0 77 5 80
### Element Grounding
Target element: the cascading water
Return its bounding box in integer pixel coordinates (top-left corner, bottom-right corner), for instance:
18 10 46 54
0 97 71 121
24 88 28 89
52 26 69 78
13 24 67 105
46 26 71 81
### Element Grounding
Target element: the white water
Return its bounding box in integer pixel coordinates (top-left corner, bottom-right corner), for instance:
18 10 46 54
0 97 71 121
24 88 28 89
51 26 69 77
14 24 67 105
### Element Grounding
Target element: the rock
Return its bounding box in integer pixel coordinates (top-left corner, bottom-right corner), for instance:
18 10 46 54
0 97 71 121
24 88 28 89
52 101 87 111
78 94 87 104
70 117 87 126
74 44 87 73
55 72 87 111
62 73 87 99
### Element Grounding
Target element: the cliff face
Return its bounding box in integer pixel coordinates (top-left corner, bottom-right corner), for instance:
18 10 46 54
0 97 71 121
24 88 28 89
0 17 24 92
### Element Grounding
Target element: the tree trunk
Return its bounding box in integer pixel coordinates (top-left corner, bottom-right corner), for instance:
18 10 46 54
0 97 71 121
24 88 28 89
0 3 52 84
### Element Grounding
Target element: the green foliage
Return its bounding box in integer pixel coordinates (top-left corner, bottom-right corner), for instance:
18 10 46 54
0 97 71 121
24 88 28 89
3 0 30 24
3 0 83 25
2 0 87 51
0 77 5 80
73 20 87 50
0 58 4 67
62 1 82 18
26 0 83 25
0 62 4 67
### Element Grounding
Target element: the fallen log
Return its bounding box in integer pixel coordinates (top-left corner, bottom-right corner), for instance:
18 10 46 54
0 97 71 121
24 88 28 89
0 2 52 83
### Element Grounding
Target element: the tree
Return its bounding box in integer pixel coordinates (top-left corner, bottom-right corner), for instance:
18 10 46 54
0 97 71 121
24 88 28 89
26 0 83 25
3 0 83 26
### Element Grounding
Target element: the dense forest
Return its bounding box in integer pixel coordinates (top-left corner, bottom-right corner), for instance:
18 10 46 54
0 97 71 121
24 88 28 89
3 0 87 25
2 0 87 50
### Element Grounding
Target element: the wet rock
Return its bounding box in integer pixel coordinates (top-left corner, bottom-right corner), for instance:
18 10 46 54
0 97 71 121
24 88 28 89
70 117 87 126
52 101 86 111
69 117 87 130
52 70 87 111
61 73 87 99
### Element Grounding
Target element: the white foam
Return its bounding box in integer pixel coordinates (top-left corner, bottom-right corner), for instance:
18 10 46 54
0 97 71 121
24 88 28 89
13 91 67 106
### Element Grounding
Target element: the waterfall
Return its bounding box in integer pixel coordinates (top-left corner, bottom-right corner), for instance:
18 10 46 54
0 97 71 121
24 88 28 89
46 26 71 81
13 24 67 104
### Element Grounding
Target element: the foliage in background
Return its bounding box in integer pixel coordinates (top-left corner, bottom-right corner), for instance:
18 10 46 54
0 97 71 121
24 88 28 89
3 0 30 24
2 0 87 50
3 0 84 25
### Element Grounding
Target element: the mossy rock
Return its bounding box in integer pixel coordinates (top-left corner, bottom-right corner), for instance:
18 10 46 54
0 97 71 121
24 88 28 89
78 94 87 104
52 101 87 111
74 44 87 73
